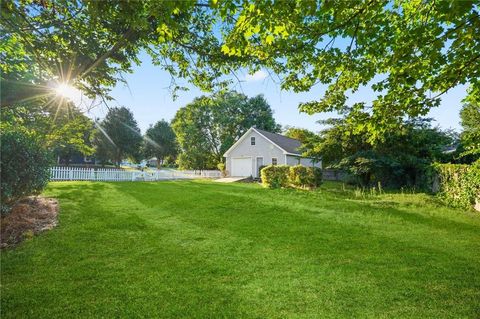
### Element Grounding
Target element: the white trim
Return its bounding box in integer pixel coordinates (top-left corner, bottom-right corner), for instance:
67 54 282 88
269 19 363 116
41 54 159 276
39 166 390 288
223 128 255 156
255 156 264 178
284 151 302 156
224 127 290 156
223 127 320 159
252 128 290 154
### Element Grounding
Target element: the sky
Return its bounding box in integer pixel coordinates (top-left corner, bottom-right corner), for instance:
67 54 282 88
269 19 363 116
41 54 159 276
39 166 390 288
87 52 466 135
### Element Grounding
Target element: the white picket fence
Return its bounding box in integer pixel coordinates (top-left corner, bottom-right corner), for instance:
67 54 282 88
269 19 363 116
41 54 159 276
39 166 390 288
50 167 221 182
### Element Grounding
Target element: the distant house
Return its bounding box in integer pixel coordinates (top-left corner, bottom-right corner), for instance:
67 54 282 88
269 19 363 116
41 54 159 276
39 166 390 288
146 157 158 167
223 127 321 178
56 152 95 166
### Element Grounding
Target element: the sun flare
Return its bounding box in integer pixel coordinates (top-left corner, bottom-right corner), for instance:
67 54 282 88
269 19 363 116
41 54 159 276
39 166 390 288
55 83 80 101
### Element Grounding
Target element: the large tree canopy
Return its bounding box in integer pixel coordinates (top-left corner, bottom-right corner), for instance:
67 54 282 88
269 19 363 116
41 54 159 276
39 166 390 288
219 1 480 138
2 0 478 138
1 0 230 104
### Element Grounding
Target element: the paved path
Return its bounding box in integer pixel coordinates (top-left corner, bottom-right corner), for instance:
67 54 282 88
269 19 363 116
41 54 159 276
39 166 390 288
214 177 248 183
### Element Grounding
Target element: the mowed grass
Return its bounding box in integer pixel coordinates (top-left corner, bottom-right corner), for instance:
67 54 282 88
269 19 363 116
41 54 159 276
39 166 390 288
1 181 480 318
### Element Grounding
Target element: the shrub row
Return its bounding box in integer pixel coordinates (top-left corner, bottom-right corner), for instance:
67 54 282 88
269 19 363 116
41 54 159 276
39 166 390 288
261 165 322 189
432 161 480 211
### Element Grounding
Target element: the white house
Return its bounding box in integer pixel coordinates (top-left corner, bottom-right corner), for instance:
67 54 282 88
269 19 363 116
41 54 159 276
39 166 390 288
223 127 321 177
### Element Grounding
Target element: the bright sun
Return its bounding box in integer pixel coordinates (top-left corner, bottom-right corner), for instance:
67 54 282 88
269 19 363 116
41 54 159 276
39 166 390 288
55 83 80 101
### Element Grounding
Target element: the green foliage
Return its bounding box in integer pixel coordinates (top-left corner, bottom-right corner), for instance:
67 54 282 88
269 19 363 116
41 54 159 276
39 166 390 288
144 120 177 168
219 1 479 137
217 162 227 177
0 127 53 213
433 162 480 210
284 127 317 143
46 110 95 165
172 92 279 169
261 164 322 189
93 107 142 166
2 1 478 138
315 117 454 188
2 102 94 165
1 1 230 103
288 165 322 189
260 165 289 188
459 99 480 161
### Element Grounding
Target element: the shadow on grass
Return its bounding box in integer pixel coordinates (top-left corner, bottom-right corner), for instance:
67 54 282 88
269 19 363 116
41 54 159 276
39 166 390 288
11 180 475 318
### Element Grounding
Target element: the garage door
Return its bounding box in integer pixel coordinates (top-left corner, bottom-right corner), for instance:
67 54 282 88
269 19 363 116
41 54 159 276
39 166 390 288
231 157 252 177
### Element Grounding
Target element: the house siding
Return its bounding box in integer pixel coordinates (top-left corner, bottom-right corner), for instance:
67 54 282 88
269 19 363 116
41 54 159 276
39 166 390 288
226 131 285 177
286 155 322 168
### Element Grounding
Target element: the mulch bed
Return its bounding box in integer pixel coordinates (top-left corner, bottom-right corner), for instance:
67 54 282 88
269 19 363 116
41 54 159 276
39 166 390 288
1 197 59 249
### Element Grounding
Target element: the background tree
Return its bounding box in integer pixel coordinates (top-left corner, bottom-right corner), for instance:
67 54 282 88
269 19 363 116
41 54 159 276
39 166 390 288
172 92 280 169
284 127 317 144
458 99 480 162
47 109 94 166
1 100 95 165
144 120 177 168
284 126 322 165
93 107 142 167
309 117 454 187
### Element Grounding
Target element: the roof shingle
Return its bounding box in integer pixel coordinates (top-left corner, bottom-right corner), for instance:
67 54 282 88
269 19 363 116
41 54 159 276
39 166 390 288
254 128 302 155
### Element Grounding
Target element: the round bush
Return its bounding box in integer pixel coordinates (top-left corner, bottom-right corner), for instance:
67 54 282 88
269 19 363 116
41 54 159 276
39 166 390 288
261 165 289 188
1 128 52 213
289 165 323 189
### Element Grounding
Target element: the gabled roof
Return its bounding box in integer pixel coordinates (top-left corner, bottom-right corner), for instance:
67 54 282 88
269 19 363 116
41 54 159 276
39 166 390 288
253 128 302 155
223 127 303 156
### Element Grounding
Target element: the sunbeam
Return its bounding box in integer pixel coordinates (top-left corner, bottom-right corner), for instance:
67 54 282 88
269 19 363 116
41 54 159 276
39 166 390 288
143 135 161 149
94 120 116 147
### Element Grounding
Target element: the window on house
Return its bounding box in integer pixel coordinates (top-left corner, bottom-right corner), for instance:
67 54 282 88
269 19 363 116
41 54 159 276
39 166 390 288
251 137 255 145
272 158 278 165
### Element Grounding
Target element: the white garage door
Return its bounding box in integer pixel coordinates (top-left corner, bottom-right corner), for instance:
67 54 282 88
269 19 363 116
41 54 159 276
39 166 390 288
231 158 252 177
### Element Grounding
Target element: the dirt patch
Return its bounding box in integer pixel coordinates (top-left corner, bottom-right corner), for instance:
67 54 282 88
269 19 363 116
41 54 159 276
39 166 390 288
1 197 59 249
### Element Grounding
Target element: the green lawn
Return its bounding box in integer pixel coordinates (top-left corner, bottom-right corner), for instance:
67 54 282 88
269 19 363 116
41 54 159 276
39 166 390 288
1 181 479 318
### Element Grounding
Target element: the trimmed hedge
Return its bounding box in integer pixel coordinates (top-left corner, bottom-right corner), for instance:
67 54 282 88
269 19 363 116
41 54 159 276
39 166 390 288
261 165 290 188
288 165 322 189
1 128 53 214
432 161 480 210
261 165 322 189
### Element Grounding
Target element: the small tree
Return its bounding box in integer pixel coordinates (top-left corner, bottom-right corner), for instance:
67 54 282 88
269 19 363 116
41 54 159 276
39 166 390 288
144 120 177 168
48 111 95 166
93 107 142 167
